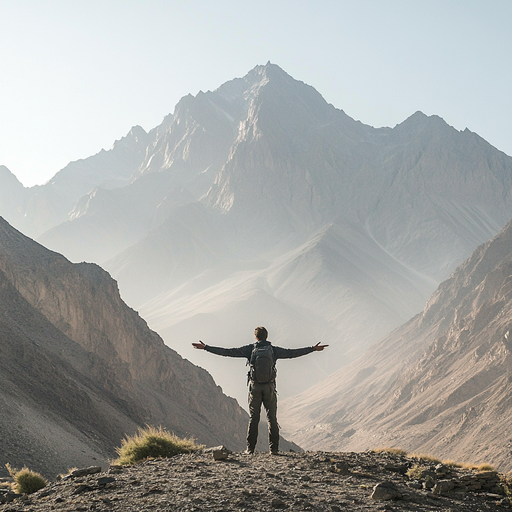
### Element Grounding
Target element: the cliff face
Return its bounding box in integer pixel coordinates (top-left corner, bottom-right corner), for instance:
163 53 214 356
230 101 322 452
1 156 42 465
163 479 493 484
0 217 275 478
280 220 512 471
0 263 142 478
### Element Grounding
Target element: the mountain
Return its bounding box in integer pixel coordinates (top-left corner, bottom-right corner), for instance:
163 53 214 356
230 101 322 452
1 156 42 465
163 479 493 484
279 219 512 471
0 126 149 239
0 217 295 479
2 63 512 408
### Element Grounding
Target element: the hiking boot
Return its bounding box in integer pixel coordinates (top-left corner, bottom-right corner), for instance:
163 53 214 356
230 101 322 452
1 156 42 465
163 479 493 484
245 449 255 455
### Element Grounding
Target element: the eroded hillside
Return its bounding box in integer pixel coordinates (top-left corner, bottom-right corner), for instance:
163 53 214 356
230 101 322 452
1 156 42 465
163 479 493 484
280 220 512 471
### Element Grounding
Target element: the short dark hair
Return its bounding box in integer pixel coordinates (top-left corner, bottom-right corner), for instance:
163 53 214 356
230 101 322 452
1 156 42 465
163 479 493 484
254 326 268 340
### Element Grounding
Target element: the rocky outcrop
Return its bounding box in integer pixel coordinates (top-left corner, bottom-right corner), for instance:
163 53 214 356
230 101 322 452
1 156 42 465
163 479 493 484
1 450 510 511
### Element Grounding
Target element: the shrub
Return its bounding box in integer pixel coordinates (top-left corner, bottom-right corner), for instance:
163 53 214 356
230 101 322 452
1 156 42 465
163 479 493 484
114 425 204 465
5 464 47 494
443 459 463 468
498 474 512 496
406 464 422 480
477 463 496 471
410 453 442 464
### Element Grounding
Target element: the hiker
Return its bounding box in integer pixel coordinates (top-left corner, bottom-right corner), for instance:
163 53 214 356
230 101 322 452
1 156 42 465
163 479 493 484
192 326 328 455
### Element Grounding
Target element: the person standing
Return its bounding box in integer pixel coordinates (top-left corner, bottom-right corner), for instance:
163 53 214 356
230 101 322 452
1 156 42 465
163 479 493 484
192 326 328 454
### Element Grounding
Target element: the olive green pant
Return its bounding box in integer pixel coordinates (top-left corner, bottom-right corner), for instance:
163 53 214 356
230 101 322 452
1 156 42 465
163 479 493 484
247 381 279 453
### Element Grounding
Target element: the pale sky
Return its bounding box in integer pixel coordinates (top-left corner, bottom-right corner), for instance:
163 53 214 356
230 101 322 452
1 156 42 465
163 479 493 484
1 0 511 187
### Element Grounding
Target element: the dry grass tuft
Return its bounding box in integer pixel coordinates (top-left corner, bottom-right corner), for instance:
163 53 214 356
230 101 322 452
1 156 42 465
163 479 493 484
409 453 443 464
405 453 495 471
476 463 496 471
114 425 204 465
443 459 464 468
372 447 408 456
5 464 47 494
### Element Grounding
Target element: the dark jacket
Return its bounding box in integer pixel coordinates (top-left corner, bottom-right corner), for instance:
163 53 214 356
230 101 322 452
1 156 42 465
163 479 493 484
204 339 314 362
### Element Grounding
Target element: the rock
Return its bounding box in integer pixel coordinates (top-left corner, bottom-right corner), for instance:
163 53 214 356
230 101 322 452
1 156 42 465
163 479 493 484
108 465 123 475
384 463 409 474
271 497 286 508
371 481 401 500
97 476 116 487
484 493 503 500
420 469 436 480
72 484 95 495
330 462 350 475
205 445 231 461
35 489 54 498
0 490 20 504
64 466 102 479
212 450 229 461
423 475 435 489
432 479 455 495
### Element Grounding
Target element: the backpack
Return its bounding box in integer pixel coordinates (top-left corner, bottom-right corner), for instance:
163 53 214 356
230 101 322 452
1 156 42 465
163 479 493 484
249 343 277 384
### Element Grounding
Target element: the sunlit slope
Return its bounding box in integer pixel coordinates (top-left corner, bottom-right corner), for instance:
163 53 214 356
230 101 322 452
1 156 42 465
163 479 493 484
280 219 512 471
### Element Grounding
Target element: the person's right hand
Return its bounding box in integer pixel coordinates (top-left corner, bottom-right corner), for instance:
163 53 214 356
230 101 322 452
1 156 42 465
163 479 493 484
192 340 206 350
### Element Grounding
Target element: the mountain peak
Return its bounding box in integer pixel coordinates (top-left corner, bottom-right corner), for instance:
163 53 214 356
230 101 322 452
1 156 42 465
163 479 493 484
112 125 149 150
398 110 447 127
212 62 293 106
244 62 304 91
393 111 456 140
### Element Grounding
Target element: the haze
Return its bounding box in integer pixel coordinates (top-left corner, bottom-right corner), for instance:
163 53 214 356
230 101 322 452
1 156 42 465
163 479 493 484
1 0 511 187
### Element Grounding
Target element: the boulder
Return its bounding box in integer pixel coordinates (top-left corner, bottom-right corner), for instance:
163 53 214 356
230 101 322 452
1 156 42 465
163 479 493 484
371 481 401 500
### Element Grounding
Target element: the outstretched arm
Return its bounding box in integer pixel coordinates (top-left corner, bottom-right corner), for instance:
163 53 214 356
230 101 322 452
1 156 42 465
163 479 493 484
273 342 327 360
191 341 253 359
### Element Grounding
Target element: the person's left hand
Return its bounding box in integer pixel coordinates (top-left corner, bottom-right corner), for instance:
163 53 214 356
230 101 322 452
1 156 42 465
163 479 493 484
192 340 206 350
312 342 328 351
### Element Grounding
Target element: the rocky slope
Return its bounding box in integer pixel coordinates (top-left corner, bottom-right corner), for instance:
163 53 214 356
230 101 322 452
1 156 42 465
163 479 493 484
280 219 512 471
1 450 511 511
2 63 512 406
0 217 297 479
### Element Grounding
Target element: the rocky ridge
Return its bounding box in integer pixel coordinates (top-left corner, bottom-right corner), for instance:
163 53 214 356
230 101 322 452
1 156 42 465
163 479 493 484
1 450 511 512
280 219 512 470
